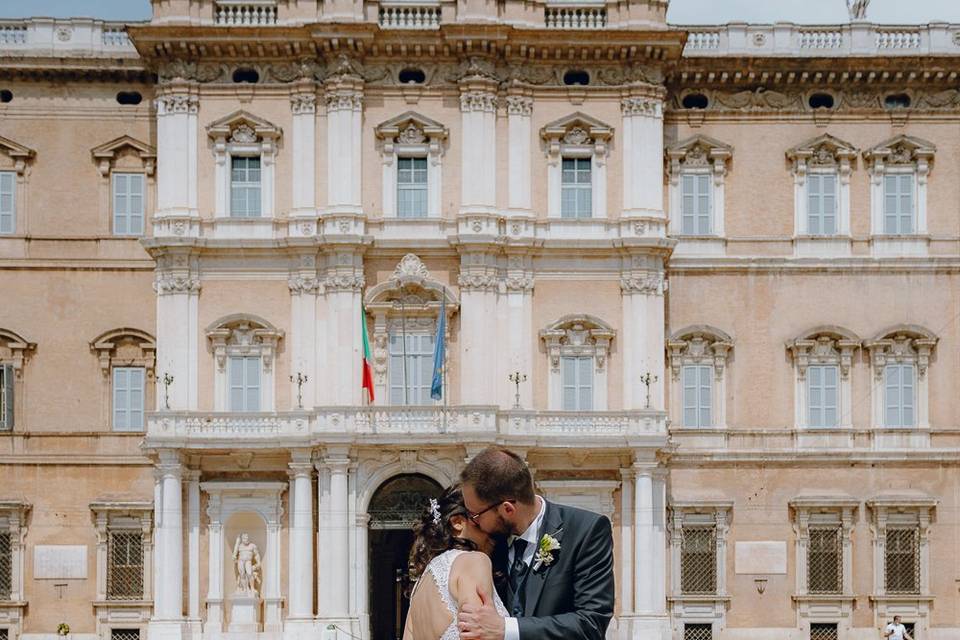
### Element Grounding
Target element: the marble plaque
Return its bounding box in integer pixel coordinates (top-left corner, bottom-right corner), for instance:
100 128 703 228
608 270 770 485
734 541 787 574
33 545 87 579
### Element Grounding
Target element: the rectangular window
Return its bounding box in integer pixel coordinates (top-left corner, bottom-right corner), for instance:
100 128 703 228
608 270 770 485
807 365 838 428
229 355 261 412
0 627 7 640
113 367 145 431
808 526 842 594
0 171 14 234
388 332 434 405
683 624 713 640
809 623 838 640
885 527 920 594
680 173 711 235
397 156 428 218
230 156 262 217
682 365 712 428
884 363 915 427
107 531 143 600
0 530 10 600
883 173 915 235
0 364 12 431
111 629 141 640
561 355 593 411
112 173 145 236
561 157 592 219
807 173 837 236
680 526 717 594
904 623 917 639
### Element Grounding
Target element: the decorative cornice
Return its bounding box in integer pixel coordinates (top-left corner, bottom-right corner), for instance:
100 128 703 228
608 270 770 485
153 274 201 295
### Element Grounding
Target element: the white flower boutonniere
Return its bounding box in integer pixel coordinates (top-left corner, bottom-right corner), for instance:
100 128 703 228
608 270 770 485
532 531 561 571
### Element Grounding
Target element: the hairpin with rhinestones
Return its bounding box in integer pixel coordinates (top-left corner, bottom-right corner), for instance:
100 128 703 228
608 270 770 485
429 498 441 525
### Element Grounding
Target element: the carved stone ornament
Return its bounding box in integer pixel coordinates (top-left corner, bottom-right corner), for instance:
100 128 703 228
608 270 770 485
230 124 258 144
153 274 201 295
394 254 430 280
787 330 861 380
398 123 426 145
563 127 591 146
540 315 615 373
157 94 199 115
620 273 665 295
290 93 317 115
786 134 858 177
206 317 283 374
666 134 732 179
457 272 499 292
505 95 534 116
865 329 938 380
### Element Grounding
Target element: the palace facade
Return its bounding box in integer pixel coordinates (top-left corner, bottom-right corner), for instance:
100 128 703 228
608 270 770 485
0 2 959 639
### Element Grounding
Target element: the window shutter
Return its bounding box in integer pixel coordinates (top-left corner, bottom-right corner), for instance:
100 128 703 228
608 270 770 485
129 174 144 235
899 174 914 234
0 172 15 234
229 356 244 410
822 174 836 235
884 364 900 427
901 364 915 427
129 368 144 430
808 174 822 235
696 174 711 234
561 356 577 410
1 364 13 430
245 356 261 411
682 366 698 427
808 365 823 427
578 356 593 411
883 175 898 234
823 365 838 427
698 365 712 427
113 368 129 430
113 173 129 234
681 174 695 235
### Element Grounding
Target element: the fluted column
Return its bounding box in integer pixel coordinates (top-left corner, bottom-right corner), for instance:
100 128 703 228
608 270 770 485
459 79 498 215
323 250 365 406
621 256 666 411
632 459 669 639
317 449 352 624
287 451 315 621
154 450 184 621
619 468 635 616
186 470 201 623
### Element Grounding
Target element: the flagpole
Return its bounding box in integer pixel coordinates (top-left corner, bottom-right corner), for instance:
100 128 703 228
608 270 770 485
400 297 409 406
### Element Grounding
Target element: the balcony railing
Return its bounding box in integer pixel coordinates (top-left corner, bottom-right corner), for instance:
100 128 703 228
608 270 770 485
215 1 278 26
379 4 442 30
0 19 137 55
545 6 607 30
682 22 960 57
145 407 667 445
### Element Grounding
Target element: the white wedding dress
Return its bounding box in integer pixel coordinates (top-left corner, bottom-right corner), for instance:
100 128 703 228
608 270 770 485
412 549 509 640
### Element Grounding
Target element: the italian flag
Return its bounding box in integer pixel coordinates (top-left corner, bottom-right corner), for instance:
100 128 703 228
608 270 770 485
361 308 375 403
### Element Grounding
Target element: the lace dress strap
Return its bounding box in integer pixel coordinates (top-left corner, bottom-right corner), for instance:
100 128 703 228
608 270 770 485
426 549 466 616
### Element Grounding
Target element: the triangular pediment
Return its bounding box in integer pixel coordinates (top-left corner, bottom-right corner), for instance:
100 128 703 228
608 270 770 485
667 134 732 159
375 111 448 143
864 134 935 164
206 110 281 141
0 135 35 160
91 135 156 161
540 112 613 142
786 133 857 162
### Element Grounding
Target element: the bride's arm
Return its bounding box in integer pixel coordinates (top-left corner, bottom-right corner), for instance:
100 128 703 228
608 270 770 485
450 551 496 610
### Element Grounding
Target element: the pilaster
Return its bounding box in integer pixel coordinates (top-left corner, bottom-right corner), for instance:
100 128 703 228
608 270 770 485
153 249 201 410
325 74 364 215
459 77 498 215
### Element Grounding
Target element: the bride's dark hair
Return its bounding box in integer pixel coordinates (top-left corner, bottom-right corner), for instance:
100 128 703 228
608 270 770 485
408 483 477 581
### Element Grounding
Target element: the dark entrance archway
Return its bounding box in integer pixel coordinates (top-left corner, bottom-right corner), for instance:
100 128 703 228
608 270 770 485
367 473 444 640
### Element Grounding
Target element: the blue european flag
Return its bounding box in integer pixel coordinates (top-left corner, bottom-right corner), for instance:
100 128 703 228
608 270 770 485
430 296 446 400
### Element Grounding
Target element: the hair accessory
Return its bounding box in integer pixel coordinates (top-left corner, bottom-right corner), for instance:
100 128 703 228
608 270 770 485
429 497 441 525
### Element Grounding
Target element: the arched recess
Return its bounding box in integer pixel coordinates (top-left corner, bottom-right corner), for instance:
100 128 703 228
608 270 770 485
89 327 156 429
205 314 284 411
363 254 458 405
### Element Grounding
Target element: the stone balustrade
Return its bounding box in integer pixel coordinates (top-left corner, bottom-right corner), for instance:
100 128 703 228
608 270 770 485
682 22 960 57
544 5 607 30
379 4 442 30
0 18 138 56
145 406 668 446
214 1 278 26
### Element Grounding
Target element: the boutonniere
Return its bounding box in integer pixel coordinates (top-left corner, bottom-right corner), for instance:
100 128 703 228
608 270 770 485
532 530 562 571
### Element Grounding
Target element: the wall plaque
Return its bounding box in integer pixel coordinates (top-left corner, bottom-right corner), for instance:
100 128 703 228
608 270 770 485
33 545 87 579
734 541 787 574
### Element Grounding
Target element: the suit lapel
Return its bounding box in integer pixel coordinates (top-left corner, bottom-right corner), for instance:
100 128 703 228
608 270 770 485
523 500 564 617
492 537 510 605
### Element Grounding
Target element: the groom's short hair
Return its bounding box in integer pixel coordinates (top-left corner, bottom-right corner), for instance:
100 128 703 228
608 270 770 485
461 446 536 505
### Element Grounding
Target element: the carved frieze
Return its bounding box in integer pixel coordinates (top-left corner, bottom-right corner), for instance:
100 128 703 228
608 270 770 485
670 86 960 113
153 274 201 295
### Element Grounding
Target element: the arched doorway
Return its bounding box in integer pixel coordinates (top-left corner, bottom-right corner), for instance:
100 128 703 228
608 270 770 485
367 473 443 640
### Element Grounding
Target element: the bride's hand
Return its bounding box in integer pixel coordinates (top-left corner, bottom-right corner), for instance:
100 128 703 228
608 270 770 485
458 586 504 640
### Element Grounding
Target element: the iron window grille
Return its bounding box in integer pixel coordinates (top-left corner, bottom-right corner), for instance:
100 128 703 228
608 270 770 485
810 623 839 640
681 526 717 594
808 526 842 594
885 527 920 594
111 629 141 640
107 531 143 600
0 532 10 600
684 623 713 640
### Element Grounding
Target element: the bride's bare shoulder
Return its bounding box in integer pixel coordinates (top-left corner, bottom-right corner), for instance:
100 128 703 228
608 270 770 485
450 550 492 575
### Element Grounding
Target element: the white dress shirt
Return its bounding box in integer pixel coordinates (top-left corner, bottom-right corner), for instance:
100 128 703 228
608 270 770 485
503 496 545 640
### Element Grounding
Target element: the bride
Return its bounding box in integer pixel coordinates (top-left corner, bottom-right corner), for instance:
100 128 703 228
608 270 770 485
403 484 507 640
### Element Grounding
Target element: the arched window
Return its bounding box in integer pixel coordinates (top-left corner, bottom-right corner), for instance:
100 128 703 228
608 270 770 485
667 326 733 429
205 315 283 411
865 326 937 431
375 112 448 219
540 113 612 220
539 315 614 411
666 135 732 248
787 327 860 429
89 328 156 431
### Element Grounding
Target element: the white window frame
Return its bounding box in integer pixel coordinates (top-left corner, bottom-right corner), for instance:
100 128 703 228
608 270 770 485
560 354 593 411
0 135 35 236
540 316 614 411
387 330 435 406
0 364 13 431
667 136 731 240
678 170 712 235
111 173 146 236
396 156 429 219
788 331 860 430
228 155 263 218
881 170 916 236
0 172 15 235
0 501 30 615
228 355 262 412
560 155 593 219
786 135 855 256
668 502 732 636
865 135 934 256
806 364 839 428
668 327 733 430
207 113 280 222
113 367 146 431
90 502 153 633
883 363 915 428
206 317 283 412
542 115 611 220
375 113 447 219
866 330 937 431
681 364 712 428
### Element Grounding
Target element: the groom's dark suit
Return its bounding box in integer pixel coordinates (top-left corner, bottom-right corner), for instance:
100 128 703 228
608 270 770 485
492 499 614 640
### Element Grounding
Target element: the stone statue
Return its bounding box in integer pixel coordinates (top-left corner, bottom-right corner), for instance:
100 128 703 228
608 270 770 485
846 0 869 20
232 533 262 596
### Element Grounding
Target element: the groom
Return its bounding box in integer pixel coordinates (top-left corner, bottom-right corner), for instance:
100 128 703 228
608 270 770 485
457 446 614 640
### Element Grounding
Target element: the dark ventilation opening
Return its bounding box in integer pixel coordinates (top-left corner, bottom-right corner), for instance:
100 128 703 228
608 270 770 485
682 93 709 109
563 70 590 86
0 90 11 103
885 93 912 109
232 68 259 84
398 68 426 84
808 92 835 109
116 91 142 105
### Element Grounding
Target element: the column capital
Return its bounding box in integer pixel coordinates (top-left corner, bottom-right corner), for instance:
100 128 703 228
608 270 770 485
290 92 317 115
288 450 315 478
505 94 534 117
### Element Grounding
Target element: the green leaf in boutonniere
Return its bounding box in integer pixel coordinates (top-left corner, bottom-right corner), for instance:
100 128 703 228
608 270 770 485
532 530 562 571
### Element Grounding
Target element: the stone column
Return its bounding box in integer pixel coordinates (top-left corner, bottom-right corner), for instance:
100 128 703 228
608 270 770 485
186 470 201 623
287 451 315 622
459 79 498 215
154 250 200 410
619 469 635 617
502 255 534 408
620 92 665 218
621 255 667 411
323 250 365 406
632 460 669 639
458 250 500 404
150 451 185 640
325 75 363 215
289 252 321 409
155 83 198 220
506 93 533 215
317 449 353 627
204 492 225 632
290 83 317 218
